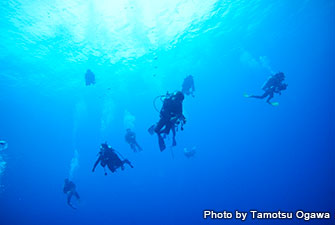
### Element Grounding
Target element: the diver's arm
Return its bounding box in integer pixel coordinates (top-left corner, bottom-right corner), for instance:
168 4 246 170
92 156 101 172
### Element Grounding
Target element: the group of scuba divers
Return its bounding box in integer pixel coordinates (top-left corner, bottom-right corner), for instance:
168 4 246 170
63 70 287 209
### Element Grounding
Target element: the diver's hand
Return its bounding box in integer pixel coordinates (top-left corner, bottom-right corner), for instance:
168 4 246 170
92 168 95 172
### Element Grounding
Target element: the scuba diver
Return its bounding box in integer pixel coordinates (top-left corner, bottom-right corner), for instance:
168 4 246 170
0 140 8 151
182 75 195 97
245 72 288 106
148 91 186 151
85 69 96 86
63 179 80 210
125 129 143 152
92 143 134 175
184 146 196 158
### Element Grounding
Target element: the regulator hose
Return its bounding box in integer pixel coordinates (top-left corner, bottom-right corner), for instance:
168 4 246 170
153 95 166 113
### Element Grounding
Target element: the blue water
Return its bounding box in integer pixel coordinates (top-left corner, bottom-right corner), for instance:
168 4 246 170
0 0 334 224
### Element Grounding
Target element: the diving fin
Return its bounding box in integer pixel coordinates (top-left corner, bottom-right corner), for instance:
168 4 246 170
172 138 177 147
271 102 279 106
158 135 166 151
243 93 251 98
148 124 155 135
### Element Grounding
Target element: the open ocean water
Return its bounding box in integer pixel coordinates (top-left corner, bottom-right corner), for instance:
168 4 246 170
0 0 334 224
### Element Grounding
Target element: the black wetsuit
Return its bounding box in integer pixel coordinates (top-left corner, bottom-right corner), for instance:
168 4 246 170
250 75 286 104
154 94 185 151
92 147 133 174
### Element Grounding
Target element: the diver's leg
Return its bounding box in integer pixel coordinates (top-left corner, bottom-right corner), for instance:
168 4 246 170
163 122 172 135
67 193 73 205
123 159 134 168
158 134 166 151
135 142 143 151
266 92 274 104
67 193 76 209
103 166 108 176
107 163 116 173
156 117 172 135
155 117 168 151
154 117 166 134
113 158 124 170
148 124 156 135
74 191 80 200
130 143 136 152
250 91 269 99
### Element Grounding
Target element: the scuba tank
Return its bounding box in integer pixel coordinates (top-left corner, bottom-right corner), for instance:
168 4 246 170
153 92 173 113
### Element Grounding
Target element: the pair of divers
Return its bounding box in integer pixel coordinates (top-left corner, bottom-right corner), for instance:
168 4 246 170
149 91 186 151
63 143 133 208
245 72 288 106
92 142 134 175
